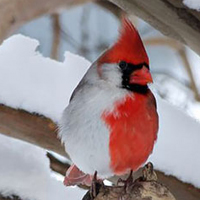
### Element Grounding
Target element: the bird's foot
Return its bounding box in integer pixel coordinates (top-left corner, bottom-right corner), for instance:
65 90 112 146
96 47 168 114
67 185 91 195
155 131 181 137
90 171 104 200
142 162 157 181
64 164 93 187
117 170 133 192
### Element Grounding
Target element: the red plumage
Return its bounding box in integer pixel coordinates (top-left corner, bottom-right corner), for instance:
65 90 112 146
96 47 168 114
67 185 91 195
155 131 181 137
102 91 158 174
101 19 157 174
99 17 149 65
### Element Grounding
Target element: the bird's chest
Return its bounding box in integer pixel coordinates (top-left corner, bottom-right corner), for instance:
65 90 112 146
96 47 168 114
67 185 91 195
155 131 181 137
63 86 130 177
102 92 158 174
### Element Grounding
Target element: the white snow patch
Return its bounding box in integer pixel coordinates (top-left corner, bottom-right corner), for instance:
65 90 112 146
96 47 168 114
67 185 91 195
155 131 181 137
183 0 200 10
0 134 85 200
149 95 200 188
0 34 90 122
0 34 200 190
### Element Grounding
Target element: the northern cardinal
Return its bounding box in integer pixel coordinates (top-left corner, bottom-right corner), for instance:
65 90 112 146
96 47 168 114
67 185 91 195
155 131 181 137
59 17 158 186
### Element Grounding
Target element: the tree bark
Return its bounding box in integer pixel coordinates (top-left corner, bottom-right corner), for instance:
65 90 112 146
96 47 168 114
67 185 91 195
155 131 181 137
109 0 200 56
82 163 176 200
83 181 175 200
0 104 68 158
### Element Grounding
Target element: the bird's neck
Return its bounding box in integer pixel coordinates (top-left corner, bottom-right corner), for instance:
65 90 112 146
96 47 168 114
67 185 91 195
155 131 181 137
125 84 149 94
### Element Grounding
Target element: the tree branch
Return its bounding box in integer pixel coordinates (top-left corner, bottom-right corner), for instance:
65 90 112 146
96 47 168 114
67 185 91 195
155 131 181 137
178 47 200 101
144 37 182 50
0 0 92 43
1 0 200 57
47 151 200 200
109 0 200 56
47 152 70 176
51 13 61 60
0 104 68 158
83 163 176 200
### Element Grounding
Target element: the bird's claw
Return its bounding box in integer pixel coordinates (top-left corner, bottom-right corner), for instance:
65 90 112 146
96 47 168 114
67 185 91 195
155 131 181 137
90 171 103 199
117 170 133 192
142 162 157 181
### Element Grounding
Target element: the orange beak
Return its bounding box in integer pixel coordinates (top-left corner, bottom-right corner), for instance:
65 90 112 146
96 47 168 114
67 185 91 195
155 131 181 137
129 66 153 85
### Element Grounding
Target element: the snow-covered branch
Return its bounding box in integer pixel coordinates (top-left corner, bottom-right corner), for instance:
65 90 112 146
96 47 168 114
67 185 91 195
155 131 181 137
47 152 70 176
82 163 176 200
0 104 67 158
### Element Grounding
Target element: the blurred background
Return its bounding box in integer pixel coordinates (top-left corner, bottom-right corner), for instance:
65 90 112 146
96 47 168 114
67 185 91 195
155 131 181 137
16 2 200 121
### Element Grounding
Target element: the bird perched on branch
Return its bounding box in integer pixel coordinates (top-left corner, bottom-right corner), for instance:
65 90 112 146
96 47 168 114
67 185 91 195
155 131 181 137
59 17 158 186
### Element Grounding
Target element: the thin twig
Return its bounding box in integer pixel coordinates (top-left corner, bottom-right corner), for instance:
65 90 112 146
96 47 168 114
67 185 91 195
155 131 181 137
47 152 70 176
51 13 61 60
178 47 200 101
144 37 182 50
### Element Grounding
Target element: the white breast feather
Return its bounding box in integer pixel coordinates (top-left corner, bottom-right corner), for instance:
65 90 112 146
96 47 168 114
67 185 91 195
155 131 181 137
59 63 131 178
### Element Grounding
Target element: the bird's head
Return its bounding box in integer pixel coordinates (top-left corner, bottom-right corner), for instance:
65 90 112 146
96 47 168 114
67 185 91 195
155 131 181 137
96 17 152 93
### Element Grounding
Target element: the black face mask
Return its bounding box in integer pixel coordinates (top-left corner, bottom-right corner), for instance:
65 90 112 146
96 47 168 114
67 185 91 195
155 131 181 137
119 61 149 94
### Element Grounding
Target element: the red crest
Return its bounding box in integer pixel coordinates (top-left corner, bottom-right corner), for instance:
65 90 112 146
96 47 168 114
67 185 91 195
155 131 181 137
99 17 149 65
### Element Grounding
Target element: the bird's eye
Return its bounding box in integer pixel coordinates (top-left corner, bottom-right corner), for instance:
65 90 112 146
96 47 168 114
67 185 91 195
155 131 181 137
119 61 127 70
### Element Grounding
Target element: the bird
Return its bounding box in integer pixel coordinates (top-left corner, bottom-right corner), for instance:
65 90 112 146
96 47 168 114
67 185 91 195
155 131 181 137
59 17 159 187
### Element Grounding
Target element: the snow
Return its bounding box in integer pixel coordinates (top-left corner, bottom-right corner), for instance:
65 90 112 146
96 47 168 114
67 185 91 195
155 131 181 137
0 34 90 122
1 34 200 198
149 96 200 188
0 134 85 200
183 0 200 10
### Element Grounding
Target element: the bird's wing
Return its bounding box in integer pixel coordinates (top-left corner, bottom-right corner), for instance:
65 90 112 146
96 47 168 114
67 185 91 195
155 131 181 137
69 78 86 102
69 62 95 102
